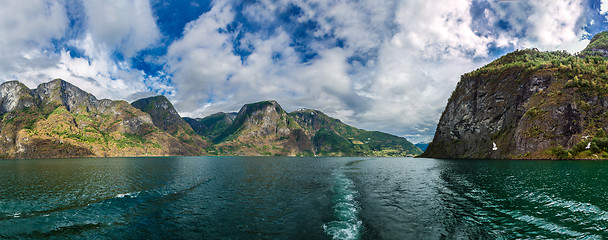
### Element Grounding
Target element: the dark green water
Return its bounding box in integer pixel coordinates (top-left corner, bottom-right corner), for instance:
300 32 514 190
0 157 607 239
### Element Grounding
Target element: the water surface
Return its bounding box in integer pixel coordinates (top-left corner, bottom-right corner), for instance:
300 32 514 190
1 157 607 239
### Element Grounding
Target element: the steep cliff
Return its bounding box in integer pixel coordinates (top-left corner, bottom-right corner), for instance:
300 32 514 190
0 79 200 159
423 31 608 159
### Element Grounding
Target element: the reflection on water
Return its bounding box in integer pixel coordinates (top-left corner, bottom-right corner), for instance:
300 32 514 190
1 157 607 239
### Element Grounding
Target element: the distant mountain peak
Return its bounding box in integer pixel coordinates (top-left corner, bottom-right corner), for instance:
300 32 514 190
213 100 292 143
131 95 178 116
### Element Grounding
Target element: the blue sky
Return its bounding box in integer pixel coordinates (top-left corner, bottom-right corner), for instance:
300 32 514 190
1 0 608 143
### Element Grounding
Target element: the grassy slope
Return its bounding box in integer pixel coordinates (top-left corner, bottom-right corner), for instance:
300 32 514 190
0 101 169 158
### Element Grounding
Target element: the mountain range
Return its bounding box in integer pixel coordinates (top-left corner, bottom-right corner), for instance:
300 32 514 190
0 79 421 159
183 100 421 156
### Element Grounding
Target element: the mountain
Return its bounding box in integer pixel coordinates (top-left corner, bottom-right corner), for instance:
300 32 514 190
290 109 421 156
191 101 422 157
183 112 236 140
207 100 314 156
0 79 202 159
422 31 608 159
131 95 208 155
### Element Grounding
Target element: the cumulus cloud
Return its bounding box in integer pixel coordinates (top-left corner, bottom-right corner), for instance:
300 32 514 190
487 0 588 52
83 0 161 58
0 0 67 53
166 0 241 110
7 34 151 101
601 0 608 15
167 0 488 140
166 0 372 122
0 0 68 75
0 0 162 101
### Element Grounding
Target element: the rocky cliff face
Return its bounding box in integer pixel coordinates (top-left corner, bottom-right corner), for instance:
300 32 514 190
0 81 37 115
423 32 608 159
0 79 201 159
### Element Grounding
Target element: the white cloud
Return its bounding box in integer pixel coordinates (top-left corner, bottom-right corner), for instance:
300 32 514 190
83 0 161 58
0 0 162 101
166 0 369 121
392 0 492 58
6 34 151 101
0 0 67 53
0 0 68 75
306 0 396 51
347 0 491 141
166 0 241 111
488 0 587 52
601 0 608 15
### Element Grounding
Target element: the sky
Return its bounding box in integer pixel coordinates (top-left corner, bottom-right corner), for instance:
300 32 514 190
1 0 607 143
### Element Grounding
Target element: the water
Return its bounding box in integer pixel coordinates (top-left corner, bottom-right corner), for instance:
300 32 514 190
0 157 607 239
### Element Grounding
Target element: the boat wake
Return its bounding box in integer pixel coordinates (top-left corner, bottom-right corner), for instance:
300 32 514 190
322 171 362 240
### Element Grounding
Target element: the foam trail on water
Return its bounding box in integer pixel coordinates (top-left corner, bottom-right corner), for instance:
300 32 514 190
323 172 362 240
114 191 140 198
